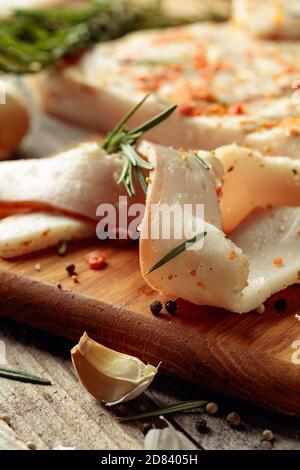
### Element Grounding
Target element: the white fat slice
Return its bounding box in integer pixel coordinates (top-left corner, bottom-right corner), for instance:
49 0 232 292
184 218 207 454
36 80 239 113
139 142 300 313
32 22 300 155
215 144 300 233
230 207 300 312
0 212 95 258
0 141 143 221
232 0 300 39
244 124 300 159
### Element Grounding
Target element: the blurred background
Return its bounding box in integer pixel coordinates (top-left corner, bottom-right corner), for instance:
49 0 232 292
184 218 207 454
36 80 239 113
0 0 232 19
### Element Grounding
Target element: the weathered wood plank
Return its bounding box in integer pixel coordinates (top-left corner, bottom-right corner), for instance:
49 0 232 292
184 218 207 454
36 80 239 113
0 320 144 450
0 418 29 450
146 376 300 450
1 320 300 450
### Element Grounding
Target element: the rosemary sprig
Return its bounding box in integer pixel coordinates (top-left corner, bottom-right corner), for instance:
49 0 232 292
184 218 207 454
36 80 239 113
146 231 207 274
0 367 52 385
0 0 227 74
101 94 177 196
192 153 210 170
119 399 208 422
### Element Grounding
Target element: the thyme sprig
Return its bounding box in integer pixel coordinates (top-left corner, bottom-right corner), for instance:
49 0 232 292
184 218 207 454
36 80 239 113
147 231 207 274
101 94 177 197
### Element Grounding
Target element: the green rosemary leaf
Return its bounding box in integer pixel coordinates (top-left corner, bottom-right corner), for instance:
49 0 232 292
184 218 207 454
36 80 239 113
124 161 135 197
119 399 208 422
0 1 227 74
102 94 150 152
128 104 177 137
103 94 175 196
122 143 153 170
147 231 207 274
112 93 151 137
0 367 51 385
121 143 138 166
117 155 130 184
136 166 148 195
193 153 210 170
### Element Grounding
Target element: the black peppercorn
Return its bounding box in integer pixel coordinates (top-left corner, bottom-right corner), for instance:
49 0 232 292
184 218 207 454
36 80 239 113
274 298 287 312
150 301 162 316
66 263 76 276
165 300 177 315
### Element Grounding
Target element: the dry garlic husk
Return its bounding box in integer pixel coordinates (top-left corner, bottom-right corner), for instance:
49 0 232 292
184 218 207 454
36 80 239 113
71 332 158 406
144 417 197 450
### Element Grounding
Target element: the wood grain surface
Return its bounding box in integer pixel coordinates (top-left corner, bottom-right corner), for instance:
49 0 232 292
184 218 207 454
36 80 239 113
1 73 300 450
1 319 300 451
1 237 300 418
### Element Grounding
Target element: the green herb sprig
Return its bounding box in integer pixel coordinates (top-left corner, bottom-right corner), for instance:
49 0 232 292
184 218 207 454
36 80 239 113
0 0 227 74
101 94 177 197
119 399 208 422
147 231 207 274
0 366 51 385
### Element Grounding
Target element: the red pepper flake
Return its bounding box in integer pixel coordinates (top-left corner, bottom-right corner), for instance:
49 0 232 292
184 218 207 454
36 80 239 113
178 103 195 116
171 64 183 73
22 240 32 247
86 251 107 271
193 54 207 69
273 257 284 267
228 103 244 115
229 251 237 260
216 186 223 197
288 127 299 137
59 51 84 69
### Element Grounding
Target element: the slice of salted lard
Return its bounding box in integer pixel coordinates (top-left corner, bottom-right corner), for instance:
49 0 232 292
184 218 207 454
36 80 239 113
0 141 142 220
232 0 300 39
32 22 300 155
0 212 95 258
215 144 300 233
138 142 300 313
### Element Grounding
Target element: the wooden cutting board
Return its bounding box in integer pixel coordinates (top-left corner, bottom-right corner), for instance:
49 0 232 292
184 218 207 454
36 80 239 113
0 238 300 417
1 87 300 419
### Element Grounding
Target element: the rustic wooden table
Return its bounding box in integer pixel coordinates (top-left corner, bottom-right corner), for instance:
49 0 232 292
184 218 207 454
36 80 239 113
0 102 300 450
1 317 300 451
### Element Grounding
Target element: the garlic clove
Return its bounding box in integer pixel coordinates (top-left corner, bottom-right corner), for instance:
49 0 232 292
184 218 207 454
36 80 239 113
106 378 155 407
71 332 158 404
144 417 197 450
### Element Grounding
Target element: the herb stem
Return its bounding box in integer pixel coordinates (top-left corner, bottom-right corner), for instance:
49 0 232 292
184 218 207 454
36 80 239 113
147 231 207 274
0 367 52 385
101 94 176 196
119 399 208 422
